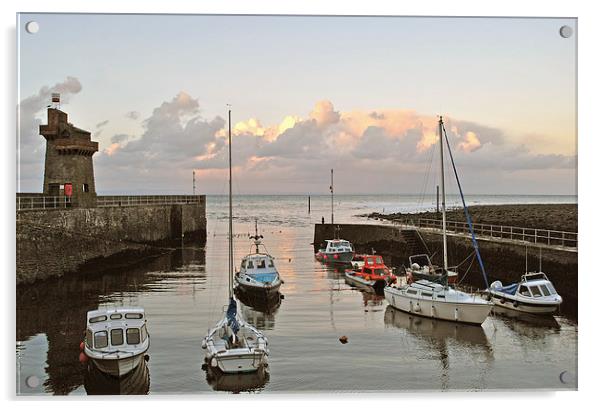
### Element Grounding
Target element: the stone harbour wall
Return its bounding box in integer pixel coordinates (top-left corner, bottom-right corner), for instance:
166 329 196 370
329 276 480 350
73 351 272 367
16 202 206 284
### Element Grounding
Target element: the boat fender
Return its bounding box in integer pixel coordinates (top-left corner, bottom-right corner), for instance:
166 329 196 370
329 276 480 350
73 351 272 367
78 352 88 364
79 341 85 351
210 357 218 368
499 298 505 304
144 354 150 362
407 272 413 284
513 301 519 308
454 308 459 321
201 340 207 349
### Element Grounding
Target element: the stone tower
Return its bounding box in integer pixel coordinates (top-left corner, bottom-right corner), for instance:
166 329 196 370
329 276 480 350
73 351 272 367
39 106 99 207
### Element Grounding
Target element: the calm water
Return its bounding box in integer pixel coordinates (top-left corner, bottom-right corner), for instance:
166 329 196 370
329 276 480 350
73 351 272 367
16 195 578 394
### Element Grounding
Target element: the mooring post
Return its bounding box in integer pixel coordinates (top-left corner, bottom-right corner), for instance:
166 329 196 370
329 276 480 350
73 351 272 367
308 195 311 214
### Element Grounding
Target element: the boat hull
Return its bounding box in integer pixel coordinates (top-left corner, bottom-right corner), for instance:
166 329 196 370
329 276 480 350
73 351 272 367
235 279 282 299
89 352 146 378
344 272 391 292
206 350 268 374
384 286 492 325
316 251 354 264
487 291 560 314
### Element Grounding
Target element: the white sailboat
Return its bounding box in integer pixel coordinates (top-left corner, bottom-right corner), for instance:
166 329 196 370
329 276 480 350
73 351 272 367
202 108 269 374
384 116 493 326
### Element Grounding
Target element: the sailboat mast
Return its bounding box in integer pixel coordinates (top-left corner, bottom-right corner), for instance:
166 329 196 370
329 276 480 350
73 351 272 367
330 169 334 226
438 116 448 274
228 108 234 300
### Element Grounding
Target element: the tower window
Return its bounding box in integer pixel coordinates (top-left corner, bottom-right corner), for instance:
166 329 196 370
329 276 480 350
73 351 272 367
83 183 89 192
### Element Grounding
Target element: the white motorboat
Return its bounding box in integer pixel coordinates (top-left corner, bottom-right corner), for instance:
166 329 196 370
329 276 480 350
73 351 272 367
83 307 150 378
316 239 355 264
486 272 562 314
202 108 269 374
316 169 355 264
385 116 493 326
235 220 282 299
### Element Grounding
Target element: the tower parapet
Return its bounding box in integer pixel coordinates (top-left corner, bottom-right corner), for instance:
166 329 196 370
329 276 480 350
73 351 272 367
40 104 98 207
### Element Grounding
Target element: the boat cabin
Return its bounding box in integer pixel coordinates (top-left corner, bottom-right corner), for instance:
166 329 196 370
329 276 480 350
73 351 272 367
85 307 148 352
321 239 354 254
356 255 390 276
407 254 435 273
239 253 278 281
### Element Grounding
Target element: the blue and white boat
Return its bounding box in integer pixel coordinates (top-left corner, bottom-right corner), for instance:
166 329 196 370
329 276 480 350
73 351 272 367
486 272 562 314
235 220 283 299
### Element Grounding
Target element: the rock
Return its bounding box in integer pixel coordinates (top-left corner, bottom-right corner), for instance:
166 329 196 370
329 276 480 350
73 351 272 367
339 335 348 344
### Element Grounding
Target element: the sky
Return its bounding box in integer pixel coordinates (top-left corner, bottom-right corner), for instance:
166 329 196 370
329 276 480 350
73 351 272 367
17 14 577 195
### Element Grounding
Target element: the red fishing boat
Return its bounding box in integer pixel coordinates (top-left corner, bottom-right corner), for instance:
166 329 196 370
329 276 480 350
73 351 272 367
344 255 397 292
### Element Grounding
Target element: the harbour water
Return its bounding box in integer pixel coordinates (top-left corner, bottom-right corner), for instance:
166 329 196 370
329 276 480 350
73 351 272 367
16 194 578 394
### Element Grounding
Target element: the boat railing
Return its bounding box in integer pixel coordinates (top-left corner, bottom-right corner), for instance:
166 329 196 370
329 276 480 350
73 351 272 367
400 218 577 249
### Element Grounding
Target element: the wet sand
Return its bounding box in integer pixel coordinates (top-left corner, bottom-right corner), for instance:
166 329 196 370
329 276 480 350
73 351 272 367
362 203 577 232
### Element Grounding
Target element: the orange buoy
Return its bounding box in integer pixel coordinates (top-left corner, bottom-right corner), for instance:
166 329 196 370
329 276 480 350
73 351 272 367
79 352 88 364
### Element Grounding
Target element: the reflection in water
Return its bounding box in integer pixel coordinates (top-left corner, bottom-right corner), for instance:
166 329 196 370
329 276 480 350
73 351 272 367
235 288 282 331
384 306 493 390
493 307 562 340
204 365 269 393
16 247 205 395
84 361 150 395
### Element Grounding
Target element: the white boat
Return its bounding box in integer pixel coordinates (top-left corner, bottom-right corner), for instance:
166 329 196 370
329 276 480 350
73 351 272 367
202 108 269 374
235 220 283 299
384 116 493 326
316 169 355 264
486 272 562 314
83 307 150 378
405 253 458 285
316 239 355 264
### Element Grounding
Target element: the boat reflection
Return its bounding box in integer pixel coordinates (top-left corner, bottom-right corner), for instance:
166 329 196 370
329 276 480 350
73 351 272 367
384 305 493 390
16 247 205 395
84 360 150 395
384 305 492 350
204 365 269 393
493 306 562 339
235 287 281 331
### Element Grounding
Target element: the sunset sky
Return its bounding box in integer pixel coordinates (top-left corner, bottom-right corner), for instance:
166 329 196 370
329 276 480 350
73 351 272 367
17 14 577 195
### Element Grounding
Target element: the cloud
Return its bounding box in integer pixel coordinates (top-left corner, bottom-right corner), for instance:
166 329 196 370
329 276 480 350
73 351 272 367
125 111 140 120
19 83 574 195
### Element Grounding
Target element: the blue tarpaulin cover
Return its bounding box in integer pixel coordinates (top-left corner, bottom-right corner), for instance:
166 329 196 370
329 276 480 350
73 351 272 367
248 272 278 283
499 283 518 295
226 298 240 334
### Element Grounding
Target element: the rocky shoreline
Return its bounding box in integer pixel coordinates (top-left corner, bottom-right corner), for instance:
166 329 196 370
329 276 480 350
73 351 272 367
361 203 577 233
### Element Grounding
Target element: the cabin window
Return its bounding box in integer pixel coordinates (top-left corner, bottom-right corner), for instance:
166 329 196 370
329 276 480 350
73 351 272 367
241 261 246 270
518 285 531 297
366 258 374 265
86 329 93 346
530 286 542 297
376 256 383 264
407 289 417 295
247 260 253 269
374 268 386 276
268 259 274 267
421 292 433 298
94 331 108 348
126 328 141 345
83 183 89 193
110 313 122 320
540 285 551 296
111 329 124 346
141 324 148 342
547 284 557 294
437 295 446 299
257 260 266 269
89 315 107 323
125 313 143 319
